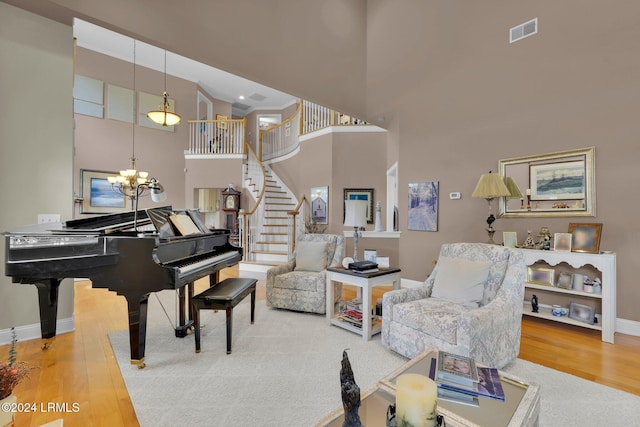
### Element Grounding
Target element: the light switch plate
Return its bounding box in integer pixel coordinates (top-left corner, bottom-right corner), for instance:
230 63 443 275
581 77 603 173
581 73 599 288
449 192 461 200
38 214 61 224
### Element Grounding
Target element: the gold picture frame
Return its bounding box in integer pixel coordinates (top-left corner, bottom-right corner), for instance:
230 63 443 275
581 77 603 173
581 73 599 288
527 266 555 286
216 113 228 129
569 223 603 254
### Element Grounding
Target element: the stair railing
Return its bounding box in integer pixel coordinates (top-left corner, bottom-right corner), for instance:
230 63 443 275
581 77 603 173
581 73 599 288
187 117 246 155
286 194 309 256
300 99 368 135
239 142 267 261
260 103 302 162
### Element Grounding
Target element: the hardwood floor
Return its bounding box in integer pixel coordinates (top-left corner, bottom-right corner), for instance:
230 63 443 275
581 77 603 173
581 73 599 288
3 268 640 426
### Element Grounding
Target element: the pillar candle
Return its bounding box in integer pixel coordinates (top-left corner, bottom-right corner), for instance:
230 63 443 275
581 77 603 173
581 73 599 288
396 373 438 427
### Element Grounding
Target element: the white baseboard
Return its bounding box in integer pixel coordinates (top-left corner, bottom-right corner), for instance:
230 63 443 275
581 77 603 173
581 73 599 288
615 318 640 337
0 316 75 345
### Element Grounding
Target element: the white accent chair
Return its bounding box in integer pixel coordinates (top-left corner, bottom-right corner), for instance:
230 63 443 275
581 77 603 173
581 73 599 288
266 234 344 314
381 242 526 368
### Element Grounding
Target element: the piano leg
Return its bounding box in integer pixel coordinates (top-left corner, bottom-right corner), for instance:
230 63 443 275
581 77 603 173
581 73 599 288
126 293 149 369
33 278 61 350
174 282 195 337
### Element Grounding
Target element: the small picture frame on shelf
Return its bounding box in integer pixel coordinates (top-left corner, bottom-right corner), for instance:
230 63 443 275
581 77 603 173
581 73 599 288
502 231 518 248
569 302 596 325
568 223 603 254
364 249 377 263
553 232 572 252
556 272 573 289
527 267 555 286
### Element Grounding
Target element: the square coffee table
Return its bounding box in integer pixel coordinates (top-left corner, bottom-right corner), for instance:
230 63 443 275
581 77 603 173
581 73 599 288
316 349 540 427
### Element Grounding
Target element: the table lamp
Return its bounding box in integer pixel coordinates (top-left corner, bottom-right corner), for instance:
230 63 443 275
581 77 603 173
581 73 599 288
344 199 368 261
472 171 510 244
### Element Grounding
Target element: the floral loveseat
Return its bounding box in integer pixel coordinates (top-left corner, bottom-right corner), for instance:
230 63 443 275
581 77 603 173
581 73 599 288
381 242 526 368
266 233 344 314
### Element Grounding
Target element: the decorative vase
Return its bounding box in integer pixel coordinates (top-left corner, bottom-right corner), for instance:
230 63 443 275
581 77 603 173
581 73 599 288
374 201 383 232
0 393 17 427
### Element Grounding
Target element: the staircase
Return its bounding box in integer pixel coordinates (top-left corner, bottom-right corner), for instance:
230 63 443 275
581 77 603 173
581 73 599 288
240 165 297 278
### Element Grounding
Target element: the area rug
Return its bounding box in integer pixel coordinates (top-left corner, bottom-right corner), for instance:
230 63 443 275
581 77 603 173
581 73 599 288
109 288 640 426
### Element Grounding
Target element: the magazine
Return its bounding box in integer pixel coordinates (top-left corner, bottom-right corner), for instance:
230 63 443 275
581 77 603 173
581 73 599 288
436 351 479 386
436 366 506 402
428 357 479 407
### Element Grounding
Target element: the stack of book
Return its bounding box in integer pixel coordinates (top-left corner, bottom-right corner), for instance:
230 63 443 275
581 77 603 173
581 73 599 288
336 299 381 329
348 260 379 273
428 351 505 407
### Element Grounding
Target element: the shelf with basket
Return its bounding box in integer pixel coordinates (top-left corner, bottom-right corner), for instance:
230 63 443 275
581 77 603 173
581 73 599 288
517 248 616 343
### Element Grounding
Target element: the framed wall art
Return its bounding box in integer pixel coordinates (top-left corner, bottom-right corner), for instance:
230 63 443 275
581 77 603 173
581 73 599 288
569 223 602 254
310 186 328 225
407 181 439 231
216 113 228 129
80 169 127 214
498 147 595 218
343 188 374 224
530 160 585 201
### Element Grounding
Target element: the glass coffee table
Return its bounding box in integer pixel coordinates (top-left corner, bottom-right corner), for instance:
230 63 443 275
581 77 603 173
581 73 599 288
315 349 540 427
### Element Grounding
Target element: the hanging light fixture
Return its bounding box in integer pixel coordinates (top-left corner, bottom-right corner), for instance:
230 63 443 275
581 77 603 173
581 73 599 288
109 40 166 229
147 49 181 126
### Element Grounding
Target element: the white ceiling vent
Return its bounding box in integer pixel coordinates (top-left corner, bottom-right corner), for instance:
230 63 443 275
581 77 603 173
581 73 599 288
510 18 538 43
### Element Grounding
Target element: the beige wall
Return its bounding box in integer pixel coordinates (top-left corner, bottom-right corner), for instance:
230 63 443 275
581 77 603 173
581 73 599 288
5 0 368 117
5 0 640 326
364 1 640 326
74 47 195 213
0 3 75 330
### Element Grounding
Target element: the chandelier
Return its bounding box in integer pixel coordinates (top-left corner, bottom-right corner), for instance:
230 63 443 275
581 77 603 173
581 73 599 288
108 40 166 229
147 49 181 126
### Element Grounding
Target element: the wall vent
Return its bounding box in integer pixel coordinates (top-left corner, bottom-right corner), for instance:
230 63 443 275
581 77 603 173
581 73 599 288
510 18 538 43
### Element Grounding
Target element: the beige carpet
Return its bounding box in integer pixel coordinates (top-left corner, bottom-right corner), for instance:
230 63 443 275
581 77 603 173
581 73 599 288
109 288 640 426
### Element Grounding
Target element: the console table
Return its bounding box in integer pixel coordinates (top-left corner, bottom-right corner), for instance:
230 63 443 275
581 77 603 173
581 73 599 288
326 267 401 340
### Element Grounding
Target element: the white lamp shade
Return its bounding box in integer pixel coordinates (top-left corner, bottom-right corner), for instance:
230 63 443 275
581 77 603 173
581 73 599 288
344 199 368 227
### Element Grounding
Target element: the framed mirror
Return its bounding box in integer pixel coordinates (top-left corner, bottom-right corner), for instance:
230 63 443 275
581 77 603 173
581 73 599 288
498 147 595 218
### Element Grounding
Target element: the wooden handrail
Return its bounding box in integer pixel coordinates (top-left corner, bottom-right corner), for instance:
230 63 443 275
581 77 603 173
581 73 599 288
242 142 266 216
287 194 308 254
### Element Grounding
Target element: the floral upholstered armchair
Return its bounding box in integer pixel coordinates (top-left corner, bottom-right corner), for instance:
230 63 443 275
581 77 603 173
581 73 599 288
381 243 526 368
266 234 344 314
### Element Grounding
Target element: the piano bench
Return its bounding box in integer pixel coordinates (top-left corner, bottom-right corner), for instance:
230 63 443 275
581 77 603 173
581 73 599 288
192 277 257 354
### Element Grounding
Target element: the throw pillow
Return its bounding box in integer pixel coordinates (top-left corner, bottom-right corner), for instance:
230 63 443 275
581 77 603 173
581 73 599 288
431 257 492 308
294 241 329 272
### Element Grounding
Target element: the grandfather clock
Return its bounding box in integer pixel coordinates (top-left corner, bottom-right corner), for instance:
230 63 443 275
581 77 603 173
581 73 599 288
221 186 241 235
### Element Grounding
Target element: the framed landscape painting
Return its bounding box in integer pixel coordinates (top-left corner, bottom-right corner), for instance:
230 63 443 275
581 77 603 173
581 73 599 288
407 181 438 231
530 160 585 201
80 169 127 214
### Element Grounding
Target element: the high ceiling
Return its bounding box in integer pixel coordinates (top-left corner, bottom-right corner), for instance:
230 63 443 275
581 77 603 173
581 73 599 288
73 19 298 118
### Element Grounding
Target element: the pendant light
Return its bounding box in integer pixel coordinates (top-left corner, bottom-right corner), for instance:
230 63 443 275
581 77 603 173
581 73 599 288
147 49 181 126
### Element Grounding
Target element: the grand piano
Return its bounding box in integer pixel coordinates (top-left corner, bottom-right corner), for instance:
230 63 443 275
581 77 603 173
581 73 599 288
4 208 242 368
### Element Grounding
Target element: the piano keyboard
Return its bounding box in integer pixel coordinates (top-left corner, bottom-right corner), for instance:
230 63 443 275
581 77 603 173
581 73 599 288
176 251 238 277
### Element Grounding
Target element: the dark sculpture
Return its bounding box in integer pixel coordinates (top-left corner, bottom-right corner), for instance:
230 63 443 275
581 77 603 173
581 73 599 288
531 294 539 313
340 349 362 427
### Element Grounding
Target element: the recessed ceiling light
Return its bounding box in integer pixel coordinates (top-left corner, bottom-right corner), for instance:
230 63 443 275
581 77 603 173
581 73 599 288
238 95 245 100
